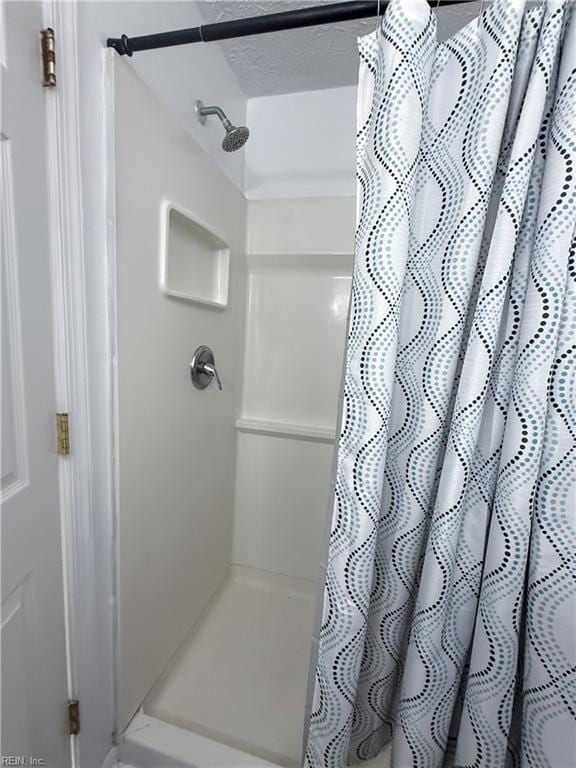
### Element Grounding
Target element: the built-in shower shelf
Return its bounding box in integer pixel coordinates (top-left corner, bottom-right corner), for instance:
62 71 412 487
160 200 230 307
235 417 336 443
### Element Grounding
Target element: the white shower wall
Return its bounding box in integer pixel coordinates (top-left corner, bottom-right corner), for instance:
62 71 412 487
233 197 355 582
114 57 246 730
245 87 357 199
140 196 355 766
114 51 356 749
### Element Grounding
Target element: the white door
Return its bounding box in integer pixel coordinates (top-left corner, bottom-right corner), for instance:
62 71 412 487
1 2 70 766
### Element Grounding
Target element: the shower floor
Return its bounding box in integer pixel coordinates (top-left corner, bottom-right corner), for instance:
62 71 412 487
144 565 317 767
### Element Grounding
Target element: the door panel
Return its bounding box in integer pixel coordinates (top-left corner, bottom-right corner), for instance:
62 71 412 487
1 2 69 766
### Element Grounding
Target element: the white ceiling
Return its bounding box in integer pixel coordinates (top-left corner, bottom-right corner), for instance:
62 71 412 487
196 1 482 98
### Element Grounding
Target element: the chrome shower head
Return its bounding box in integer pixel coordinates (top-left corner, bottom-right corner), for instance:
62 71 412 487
222 124 250 152
195 100 250 153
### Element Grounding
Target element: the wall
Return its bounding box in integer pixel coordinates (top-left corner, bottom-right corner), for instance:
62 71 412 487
73 3 249 761
78 1 248 190
114 57 246 731
233 197 355 582
73 0 356 754
245 86 357 200
238 93 358 581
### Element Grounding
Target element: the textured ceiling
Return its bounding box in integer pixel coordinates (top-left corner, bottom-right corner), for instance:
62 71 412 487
196 0 482 97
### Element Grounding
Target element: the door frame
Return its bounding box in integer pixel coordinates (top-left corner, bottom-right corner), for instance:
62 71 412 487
41 1 116 764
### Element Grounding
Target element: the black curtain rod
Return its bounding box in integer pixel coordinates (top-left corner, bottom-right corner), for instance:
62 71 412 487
107 0 476 57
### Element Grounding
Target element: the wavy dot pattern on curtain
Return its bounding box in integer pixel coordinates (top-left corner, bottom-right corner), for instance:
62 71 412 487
304 1 576 767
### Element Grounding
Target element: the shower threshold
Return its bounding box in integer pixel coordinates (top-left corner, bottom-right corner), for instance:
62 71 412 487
125 565 318 768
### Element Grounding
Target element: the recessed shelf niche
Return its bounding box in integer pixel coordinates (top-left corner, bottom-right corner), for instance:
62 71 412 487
160 200 230 308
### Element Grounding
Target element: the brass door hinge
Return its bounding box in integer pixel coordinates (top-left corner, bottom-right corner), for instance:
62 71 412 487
41 28 56 87
56 413 70 455
68 699 80 736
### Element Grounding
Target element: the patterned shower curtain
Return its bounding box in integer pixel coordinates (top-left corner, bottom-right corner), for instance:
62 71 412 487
304 1 575 767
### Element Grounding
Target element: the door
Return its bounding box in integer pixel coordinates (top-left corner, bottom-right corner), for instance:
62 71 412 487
1 2 70 766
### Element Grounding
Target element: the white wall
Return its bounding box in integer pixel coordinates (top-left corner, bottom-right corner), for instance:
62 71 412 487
233 197 355 582
73 3 249 762
78 1 248 191
72 2 356 757
245 86 357 200
114 57 246 731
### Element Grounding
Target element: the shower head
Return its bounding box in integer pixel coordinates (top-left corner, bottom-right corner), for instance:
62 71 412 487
195 100 250 152
222 124 250 152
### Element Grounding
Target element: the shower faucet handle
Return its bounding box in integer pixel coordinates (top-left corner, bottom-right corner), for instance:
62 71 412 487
190 345 223 391
201 362 222 390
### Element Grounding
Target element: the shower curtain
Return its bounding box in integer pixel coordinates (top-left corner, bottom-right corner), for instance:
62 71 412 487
304 1 575 767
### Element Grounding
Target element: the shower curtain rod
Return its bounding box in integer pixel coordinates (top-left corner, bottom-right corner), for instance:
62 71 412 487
107 0 476 57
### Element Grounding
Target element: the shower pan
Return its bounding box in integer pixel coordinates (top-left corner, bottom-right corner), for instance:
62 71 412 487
144 567 317 765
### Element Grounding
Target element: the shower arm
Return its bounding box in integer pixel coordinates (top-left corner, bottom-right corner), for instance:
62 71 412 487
196 104 232 129
107 0 478 57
